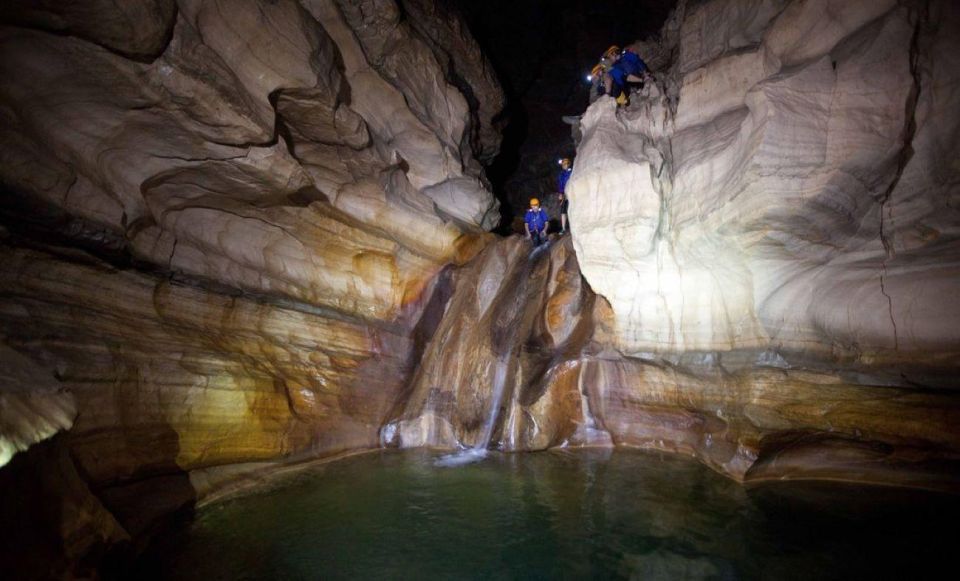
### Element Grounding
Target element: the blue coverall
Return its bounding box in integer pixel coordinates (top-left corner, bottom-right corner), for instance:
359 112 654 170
558 168 573 194
609 50 648 97
525 208 548 246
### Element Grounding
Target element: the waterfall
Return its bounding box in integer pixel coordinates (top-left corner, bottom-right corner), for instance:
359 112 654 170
474 357 510 450
393 236 564 467
434 357 510 467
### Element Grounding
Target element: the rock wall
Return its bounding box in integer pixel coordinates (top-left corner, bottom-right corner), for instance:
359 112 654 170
551 0 960 485
569 0 960 380
387 237 610 451
0 0 503 576
0 0 504 464
387 0 960 491
387 235 960 490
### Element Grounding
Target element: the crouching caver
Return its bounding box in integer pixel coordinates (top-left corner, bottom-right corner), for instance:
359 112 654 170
524 198 549 246
601 45 650 106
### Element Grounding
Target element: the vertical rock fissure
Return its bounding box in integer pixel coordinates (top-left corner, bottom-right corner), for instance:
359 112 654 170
877 0 928 351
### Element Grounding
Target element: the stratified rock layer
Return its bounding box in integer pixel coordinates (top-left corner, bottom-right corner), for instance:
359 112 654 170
0 0 503 465
570 0 960 376
562 0 960 482
0 0 503 576
389 236 960 490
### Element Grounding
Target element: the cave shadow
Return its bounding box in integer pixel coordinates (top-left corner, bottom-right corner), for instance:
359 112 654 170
488 100 528 234
747 481 960 579
0 436 86 579
0 422 197 579
95 434 199 581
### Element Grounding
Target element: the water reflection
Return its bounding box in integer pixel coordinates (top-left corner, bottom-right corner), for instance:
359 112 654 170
136 449 959 580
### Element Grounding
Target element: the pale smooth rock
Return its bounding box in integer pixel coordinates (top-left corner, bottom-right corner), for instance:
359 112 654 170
678 0 788 74
569 0 960 371
0 0 500 323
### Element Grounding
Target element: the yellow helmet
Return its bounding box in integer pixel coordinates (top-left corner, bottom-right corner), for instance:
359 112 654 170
530 198 540 207
603 45 621 59
590 63 605 77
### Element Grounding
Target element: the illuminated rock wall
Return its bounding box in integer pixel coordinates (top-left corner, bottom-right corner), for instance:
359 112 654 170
0 1 503 574
384 235 960 491
3 1 960 575
569 0 960 375
0 0 502 469
560 0 960 484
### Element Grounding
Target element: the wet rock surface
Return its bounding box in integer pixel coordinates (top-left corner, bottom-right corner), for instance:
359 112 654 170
388 236 604 451
387 235 960 489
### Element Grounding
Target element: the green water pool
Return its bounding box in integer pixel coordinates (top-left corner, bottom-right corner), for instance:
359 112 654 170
135 449 958 580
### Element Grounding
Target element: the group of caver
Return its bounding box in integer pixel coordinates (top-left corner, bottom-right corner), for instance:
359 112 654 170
524 158 572 247
523 45 651 247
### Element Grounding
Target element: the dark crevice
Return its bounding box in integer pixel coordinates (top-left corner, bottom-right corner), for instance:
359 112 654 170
877 0 929 352
450 0 674 227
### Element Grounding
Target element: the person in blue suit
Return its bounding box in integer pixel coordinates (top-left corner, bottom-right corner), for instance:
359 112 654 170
557 158 573 194
603 47 649 105
524 198 549 246
557 158 572 235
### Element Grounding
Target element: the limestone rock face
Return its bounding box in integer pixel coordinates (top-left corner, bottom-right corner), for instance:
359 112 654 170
0 0 502 320
569 0 960 383
0 0 502 572
0 244 420 482
3 0 960 575
385 235 960 490
387 237 608 451
0 0 502 462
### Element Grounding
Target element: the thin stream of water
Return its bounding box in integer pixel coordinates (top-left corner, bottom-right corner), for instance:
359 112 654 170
435 358 510 466
435 241 551 467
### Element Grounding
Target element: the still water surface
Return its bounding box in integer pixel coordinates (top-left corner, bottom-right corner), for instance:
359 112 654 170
137 449 958 580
